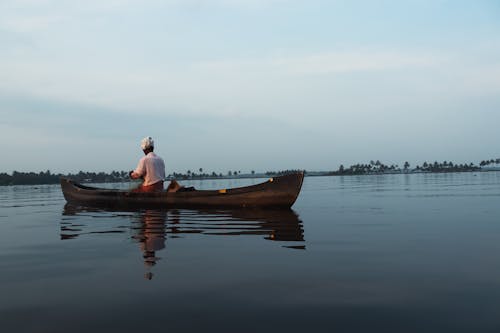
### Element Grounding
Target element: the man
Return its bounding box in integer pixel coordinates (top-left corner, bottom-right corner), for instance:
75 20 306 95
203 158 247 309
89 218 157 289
129 137 166 192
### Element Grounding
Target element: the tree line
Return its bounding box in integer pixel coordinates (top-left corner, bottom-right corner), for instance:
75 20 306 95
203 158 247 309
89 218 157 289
265 169 304 176
0 170 129 186
480 158 500 167
0 158 498 186
330 160 485 175
0 169 254 186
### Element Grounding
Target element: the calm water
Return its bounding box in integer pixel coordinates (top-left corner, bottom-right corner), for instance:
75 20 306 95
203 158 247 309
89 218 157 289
1 172 500 332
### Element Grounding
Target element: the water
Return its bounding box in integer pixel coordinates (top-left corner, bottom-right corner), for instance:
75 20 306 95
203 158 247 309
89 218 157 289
1 172 500 332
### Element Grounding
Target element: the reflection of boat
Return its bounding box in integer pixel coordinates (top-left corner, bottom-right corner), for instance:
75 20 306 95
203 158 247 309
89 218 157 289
61 205 305 279
164 209 305 247
61 204 305 245
184 209 304 243
60 172 304 209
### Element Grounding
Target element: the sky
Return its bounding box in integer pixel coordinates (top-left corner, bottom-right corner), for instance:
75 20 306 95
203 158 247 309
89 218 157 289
1 0 499 175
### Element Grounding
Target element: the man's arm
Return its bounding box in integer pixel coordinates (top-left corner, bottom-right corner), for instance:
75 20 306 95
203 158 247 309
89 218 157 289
129 170 141 179
130 158 145 179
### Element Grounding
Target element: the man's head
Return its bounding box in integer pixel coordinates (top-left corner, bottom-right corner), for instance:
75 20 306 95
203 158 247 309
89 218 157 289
141 136 154 154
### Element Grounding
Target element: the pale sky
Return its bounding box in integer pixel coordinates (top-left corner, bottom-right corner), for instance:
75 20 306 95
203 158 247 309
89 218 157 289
1 0 499 174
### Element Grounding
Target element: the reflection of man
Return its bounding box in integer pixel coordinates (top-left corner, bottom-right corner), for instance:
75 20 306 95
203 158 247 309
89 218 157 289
132 210 167 280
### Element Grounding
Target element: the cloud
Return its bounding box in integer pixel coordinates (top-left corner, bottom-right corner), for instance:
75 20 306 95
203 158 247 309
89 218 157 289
0 48 444 117
1 0 496 120
0 14 65 33
195 50 441 75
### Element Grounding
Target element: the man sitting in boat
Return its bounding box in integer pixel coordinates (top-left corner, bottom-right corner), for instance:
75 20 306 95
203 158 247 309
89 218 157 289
129 137 168 192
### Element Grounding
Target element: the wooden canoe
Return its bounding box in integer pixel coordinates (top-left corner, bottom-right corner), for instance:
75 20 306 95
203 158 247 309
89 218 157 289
60 172 304 209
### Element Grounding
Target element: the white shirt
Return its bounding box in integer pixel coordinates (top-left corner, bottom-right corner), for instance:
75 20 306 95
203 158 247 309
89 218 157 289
133 152 165 186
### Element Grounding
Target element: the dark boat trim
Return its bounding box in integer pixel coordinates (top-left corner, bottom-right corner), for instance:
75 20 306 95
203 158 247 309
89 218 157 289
60 172 304 209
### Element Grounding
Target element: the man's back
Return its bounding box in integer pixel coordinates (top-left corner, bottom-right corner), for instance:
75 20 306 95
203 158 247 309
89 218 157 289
134 152 165 186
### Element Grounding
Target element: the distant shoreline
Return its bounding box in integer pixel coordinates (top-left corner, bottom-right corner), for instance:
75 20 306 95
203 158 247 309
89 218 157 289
1 167 499 186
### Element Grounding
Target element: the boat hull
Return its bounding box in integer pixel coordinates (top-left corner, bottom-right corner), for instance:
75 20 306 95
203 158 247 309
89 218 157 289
60 172 304 209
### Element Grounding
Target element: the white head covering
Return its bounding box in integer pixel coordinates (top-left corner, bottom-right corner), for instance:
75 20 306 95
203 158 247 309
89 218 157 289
140 136 154 150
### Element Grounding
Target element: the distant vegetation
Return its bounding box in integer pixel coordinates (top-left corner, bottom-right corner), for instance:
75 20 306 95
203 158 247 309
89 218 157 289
265 169 304 176
0 169 249 186
480 158 500 167
0 170 128 186
330 160 483 175
0 158 498 186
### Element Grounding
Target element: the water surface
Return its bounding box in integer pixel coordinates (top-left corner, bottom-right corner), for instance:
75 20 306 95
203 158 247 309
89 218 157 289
1 173 500 332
